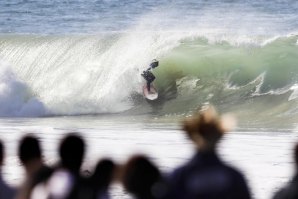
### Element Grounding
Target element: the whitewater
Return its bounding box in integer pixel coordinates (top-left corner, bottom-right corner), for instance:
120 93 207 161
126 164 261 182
0 0 298 199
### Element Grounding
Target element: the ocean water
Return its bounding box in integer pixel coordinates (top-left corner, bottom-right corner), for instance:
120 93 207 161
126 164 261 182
0 0 298 199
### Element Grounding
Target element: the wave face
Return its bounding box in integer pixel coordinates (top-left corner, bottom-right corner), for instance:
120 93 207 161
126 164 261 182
0 33 298 126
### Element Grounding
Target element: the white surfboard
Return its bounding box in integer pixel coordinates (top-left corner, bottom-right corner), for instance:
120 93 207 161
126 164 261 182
143 85 158 100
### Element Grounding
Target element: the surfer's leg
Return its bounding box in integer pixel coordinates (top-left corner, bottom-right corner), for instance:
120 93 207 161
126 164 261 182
147 81 151 92
146 72 156 92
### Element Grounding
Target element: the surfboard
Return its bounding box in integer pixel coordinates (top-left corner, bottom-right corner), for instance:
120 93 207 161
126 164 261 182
143 85 158 100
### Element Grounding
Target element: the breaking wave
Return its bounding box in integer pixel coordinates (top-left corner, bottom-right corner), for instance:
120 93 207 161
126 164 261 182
0 32 297 127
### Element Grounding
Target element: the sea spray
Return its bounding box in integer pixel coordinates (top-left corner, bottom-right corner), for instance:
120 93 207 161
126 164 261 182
0 62 46 117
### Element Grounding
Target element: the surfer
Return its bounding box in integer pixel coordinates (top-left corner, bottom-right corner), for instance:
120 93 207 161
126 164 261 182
141 59 159 92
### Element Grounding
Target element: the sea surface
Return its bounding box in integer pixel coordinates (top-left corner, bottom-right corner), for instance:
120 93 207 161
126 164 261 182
0 0 298 199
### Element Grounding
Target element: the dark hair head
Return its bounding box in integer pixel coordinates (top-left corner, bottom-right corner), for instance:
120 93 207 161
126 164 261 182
150 59 159 68
0 140 3 165
91 158 115 190
59 133 85 173
122 155 162 198
18 135 42 165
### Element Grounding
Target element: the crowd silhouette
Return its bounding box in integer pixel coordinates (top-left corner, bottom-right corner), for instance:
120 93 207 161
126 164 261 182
0 106 297 199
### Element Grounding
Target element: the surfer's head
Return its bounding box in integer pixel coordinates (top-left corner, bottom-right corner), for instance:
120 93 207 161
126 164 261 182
150 59 159 68
182 105 235 150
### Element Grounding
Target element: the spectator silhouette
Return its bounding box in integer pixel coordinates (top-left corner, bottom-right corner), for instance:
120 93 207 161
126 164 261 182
59 133 85 174
35 133 86 199
30 133 86 199
163 106 251 199
273 143 298 199
16 134 50 199
0 140 16 199
88 158 115 199
122 155 166 199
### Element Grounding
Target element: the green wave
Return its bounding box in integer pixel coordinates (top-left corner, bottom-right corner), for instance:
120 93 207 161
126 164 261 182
141 35 298 127
157 35 298 93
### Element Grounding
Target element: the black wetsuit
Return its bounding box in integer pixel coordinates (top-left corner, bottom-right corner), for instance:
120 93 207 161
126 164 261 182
142 61 159 92
142 70 155 92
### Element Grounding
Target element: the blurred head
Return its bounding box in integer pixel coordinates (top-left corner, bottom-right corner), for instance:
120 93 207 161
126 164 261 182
59 133 85 173
122 155 162 198
18 135 42 165
183 105 235 150
91 158 115 190
0 140 3 166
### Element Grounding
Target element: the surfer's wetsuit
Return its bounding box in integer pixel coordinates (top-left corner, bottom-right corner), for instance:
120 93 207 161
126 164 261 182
141 60 159 92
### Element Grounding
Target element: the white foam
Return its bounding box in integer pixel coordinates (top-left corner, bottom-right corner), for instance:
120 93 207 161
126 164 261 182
0 62 47 117
289 84 298 101
0 30 192 116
